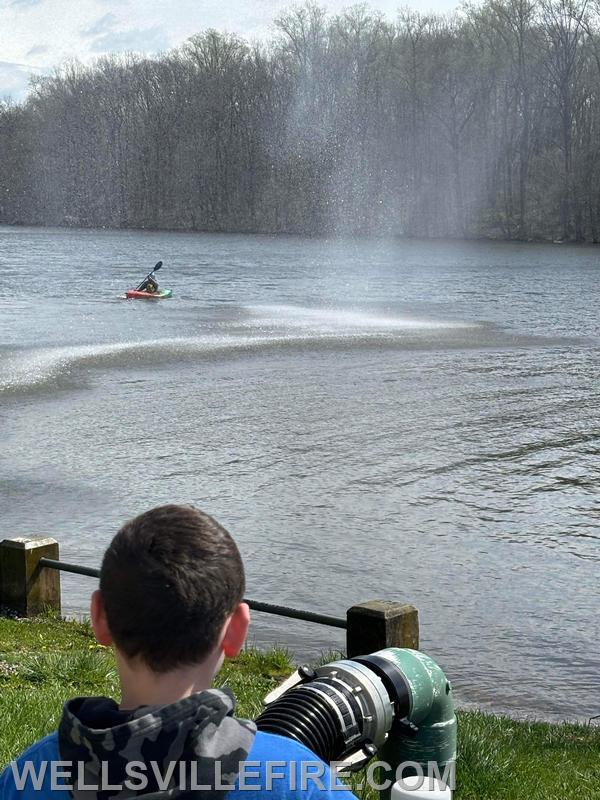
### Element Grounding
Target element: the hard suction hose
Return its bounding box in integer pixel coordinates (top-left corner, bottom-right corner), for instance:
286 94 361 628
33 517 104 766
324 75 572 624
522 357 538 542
256 648 457 795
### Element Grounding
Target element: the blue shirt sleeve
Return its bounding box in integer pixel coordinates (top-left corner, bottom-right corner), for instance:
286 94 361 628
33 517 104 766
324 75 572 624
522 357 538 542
0 734 70 800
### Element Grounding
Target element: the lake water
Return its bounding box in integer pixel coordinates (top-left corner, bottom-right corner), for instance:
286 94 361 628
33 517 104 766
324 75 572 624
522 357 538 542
1 225 599 722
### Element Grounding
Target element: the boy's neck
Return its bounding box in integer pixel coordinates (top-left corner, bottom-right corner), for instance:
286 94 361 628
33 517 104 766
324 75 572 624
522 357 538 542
116 651 220 709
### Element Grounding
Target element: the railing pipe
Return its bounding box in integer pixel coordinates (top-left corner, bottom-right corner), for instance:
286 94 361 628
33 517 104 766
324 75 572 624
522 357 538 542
39 557 100 580
39 557 347 629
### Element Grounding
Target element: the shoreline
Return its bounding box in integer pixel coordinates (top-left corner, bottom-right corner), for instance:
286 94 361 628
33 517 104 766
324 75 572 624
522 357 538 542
1 220 600 247
56 609 596 729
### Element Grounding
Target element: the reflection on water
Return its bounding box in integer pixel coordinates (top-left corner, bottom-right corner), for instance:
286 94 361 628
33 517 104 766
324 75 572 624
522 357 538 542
0 227 599 722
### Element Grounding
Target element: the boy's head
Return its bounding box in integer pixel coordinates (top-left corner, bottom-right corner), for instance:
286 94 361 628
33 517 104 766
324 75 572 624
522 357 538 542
93 504 247 673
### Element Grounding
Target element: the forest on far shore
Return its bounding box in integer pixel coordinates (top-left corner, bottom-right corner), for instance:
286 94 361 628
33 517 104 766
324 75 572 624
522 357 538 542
2 0 600 241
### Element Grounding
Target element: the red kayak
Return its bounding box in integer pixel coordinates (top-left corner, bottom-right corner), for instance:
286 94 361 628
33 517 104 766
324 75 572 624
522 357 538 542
124 288 172 299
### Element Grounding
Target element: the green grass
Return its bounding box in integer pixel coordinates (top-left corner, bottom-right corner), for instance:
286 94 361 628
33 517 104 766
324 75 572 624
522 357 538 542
1 616 599 799
456 711 600 799
0 614 98 653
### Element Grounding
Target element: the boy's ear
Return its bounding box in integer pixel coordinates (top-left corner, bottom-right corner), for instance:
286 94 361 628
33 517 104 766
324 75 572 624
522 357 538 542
90 589 113 647
221 602 250 658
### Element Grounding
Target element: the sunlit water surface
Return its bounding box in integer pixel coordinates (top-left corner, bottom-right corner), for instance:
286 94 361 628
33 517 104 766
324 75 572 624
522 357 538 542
1 226 599 722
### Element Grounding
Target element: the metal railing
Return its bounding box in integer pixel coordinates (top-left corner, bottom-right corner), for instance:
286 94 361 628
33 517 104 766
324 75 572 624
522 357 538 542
1 539 418 657
38 557 347 630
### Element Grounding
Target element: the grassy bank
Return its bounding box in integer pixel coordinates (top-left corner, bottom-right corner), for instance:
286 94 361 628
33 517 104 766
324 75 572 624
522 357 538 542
1 616 598 799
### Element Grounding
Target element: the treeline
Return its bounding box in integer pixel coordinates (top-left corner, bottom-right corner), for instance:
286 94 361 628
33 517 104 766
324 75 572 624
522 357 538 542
3 0 600 240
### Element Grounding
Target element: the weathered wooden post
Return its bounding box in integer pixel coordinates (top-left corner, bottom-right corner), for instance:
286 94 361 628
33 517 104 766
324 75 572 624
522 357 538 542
0 537 61 617
346 600 419 657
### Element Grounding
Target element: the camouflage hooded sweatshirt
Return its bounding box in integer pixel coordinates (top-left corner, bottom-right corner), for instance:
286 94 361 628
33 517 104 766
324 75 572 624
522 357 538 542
57 688 256 800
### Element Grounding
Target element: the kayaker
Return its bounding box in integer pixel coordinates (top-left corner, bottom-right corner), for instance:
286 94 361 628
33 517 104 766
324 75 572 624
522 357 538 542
138 274 159 293
136 260 163 293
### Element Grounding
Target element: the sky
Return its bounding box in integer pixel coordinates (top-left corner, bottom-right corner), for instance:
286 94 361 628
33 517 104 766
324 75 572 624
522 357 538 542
0 0 460 102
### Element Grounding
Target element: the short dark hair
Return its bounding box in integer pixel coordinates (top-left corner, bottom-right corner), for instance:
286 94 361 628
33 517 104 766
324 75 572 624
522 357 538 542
99 504 245 672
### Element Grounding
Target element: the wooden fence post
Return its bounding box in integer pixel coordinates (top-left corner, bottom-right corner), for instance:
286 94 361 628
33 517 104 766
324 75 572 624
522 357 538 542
346 600 419 657
0 537 61 617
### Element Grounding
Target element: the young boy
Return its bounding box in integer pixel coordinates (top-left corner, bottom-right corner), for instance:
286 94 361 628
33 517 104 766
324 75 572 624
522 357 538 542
0 505 357 800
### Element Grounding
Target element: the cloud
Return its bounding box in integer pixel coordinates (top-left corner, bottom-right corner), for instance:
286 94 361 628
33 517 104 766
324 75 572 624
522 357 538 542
26 44 48 56
7 0 42 7
0 60 44 101
79 11 168 55
90 26 169 54
81 12 117 37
